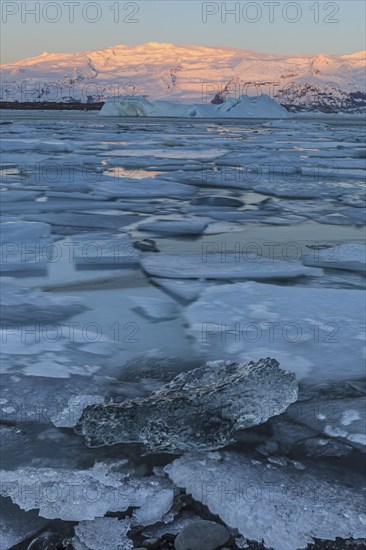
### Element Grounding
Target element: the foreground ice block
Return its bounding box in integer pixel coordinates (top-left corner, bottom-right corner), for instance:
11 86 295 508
75 358 298 453
184 282 366 384
165 451 366 550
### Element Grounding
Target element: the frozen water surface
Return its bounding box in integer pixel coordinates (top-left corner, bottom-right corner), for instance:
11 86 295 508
0 111 365 549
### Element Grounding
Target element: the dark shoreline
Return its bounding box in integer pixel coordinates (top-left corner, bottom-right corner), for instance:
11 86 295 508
0 102 104 111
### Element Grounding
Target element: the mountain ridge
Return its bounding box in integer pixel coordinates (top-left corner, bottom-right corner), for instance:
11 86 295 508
1 43 365 111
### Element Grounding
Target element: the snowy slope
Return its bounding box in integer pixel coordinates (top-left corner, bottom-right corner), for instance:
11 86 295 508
1 43 365 111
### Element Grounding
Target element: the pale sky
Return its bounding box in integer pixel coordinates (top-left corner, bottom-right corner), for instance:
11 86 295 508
1 0 365 64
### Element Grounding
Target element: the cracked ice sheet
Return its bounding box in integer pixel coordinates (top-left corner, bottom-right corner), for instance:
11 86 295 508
131 296 181 321
151 278 215 302
183 282 365 384
165 451 366 550
90 178 196 199
141 253 319 280
0 327 118 378
0 463 174 523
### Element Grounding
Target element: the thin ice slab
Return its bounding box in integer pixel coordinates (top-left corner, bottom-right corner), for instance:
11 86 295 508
302 243 366 273
140 253 319 280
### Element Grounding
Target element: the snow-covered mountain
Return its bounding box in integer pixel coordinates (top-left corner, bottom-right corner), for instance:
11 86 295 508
1 43 365 111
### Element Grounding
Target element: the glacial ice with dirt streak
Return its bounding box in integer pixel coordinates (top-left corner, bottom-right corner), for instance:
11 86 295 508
75 358 298 453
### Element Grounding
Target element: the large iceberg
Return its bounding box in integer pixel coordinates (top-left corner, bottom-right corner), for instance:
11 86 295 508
100 94 289 118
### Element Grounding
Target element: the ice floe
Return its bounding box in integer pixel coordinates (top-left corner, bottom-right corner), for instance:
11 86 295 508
70 232 139 267
73 518 132 550
141 253 319 280
184 282 366 383
0 277 87 322
302 242 366 272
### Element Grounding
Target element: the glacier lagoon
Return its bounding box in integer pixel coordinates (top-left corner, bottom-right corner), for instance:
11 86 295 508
0 110 365 550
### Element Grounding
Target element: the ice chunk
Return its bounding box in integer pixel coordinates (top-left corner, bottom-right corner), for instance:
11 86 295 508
133 487 174 526
73 518 132 550
0 462 173 521
141 253 318 280
184 282 366 384
302 243 366 273
165 451 366 550
75 358 298 453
